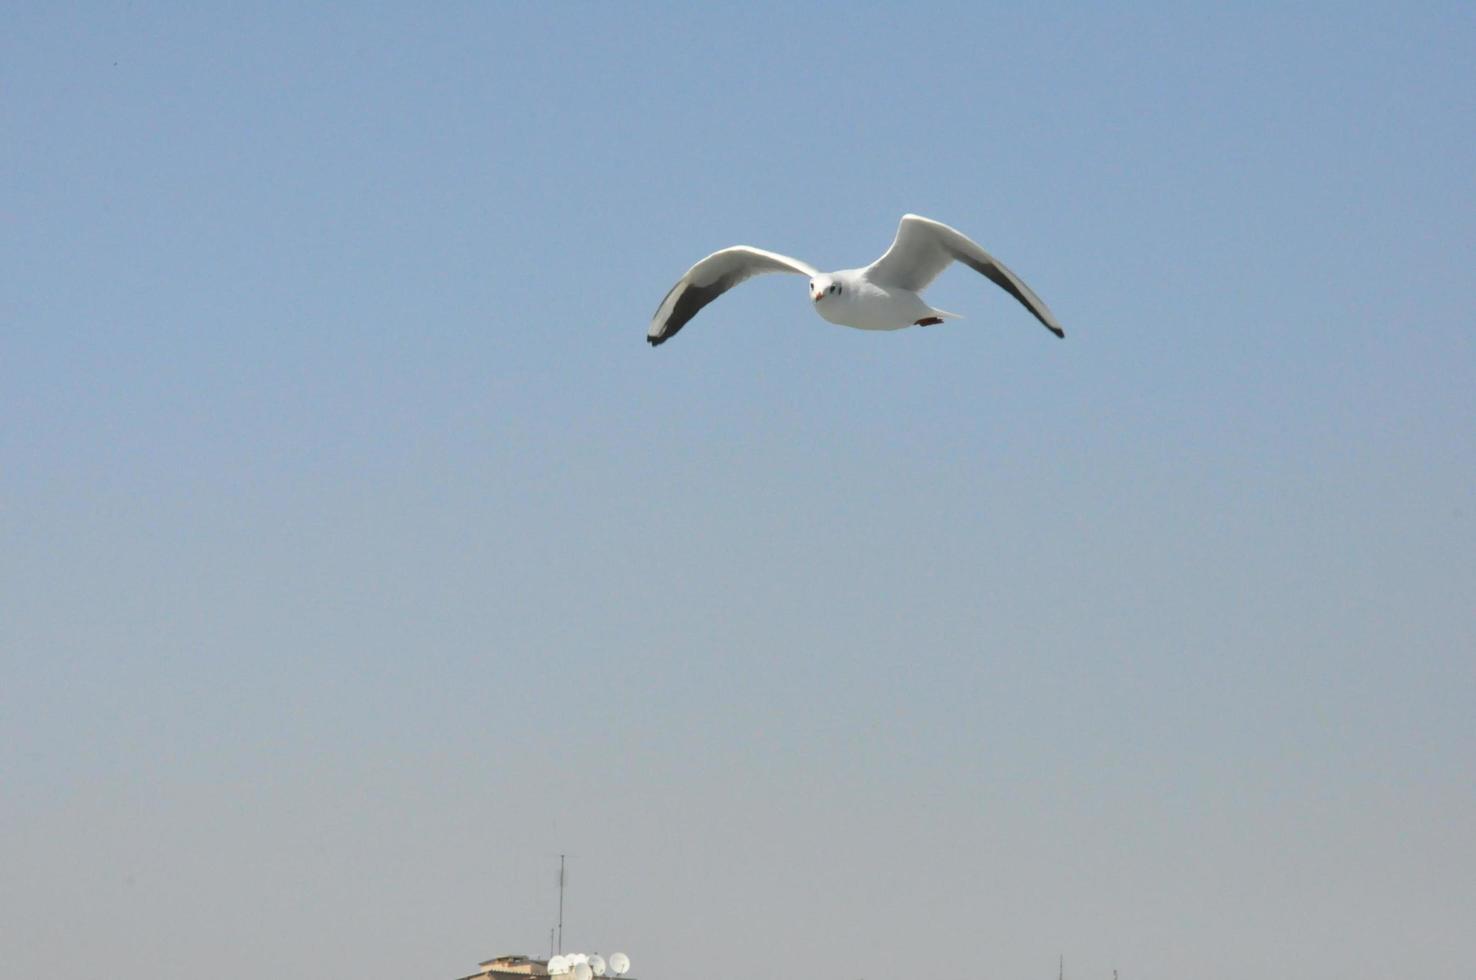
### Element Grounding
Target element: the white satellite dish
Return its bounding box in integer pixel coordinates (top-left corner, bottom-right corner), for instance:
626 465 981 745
609 953 630 976
548 956 570 975
573 964 593 980
570 954 589 966
588 955 607 976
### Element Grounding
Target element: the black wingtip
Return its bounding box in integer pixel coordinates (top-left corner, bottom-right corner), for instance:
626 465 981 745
1051 325 1065 338
647 335 664 347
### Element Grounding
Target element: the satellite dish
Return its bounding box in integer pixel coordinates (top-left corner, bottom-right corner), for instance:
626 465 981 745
588 955 607 976
548 956 570 975
574 964 593 980
609 953 630 976
570 954 589 966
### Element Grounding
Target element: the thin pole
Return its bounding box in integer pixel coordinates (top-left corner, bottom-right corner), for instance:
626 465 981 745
557 854 566 954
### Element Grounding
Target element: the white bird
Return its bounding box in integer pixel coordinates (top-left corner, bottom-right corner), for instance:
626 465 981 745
647 214 1064 347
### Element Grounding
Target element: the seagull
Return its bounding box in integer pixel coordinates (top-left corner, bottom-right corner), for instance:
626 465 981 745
647 214 1064 347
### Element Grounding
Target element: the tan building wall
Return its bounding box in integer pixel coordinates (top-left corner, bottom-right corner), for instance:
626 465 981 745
457 956 551 980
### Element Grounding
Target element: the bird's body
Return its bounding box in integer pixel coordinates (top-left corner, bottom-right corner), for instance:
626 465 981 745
809 269 958 331
647 214 1063 347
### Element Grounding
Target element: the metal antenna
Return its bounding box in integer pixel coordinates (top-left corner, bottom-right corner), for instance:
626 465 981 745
554 856 563 950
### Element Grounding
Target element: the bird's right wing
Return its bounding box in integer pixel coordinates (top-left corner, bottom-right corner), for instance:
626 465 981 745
648 247 819 346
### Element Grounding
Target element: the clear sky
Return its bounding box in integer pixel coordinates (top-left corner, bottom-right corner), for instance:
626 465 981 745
3 4 1473 979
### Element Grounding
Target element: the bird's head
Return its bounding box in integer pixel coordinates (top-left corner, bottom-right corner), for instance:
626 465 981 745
810 277 842 303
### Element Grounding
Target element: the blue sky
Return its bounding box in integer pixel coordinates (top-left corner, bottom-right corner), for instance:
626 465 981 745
4 4 1473 979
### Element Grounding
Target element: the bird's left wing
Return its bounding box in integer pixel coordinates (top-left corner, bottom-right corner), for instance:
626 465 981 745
648 247 819 347
864 214 1064 338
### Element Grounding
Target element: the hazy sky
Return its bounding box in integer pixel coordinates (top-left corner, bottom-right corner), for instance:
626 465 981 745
4 4 1473 979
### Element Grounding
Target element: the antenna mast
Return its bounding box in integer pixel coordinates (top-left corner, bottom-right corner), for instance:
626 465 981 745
557 854 566 954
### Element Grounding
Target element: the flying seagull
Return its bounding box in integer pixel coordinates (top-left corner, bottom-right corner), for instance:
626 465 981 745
648 214 1063 347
